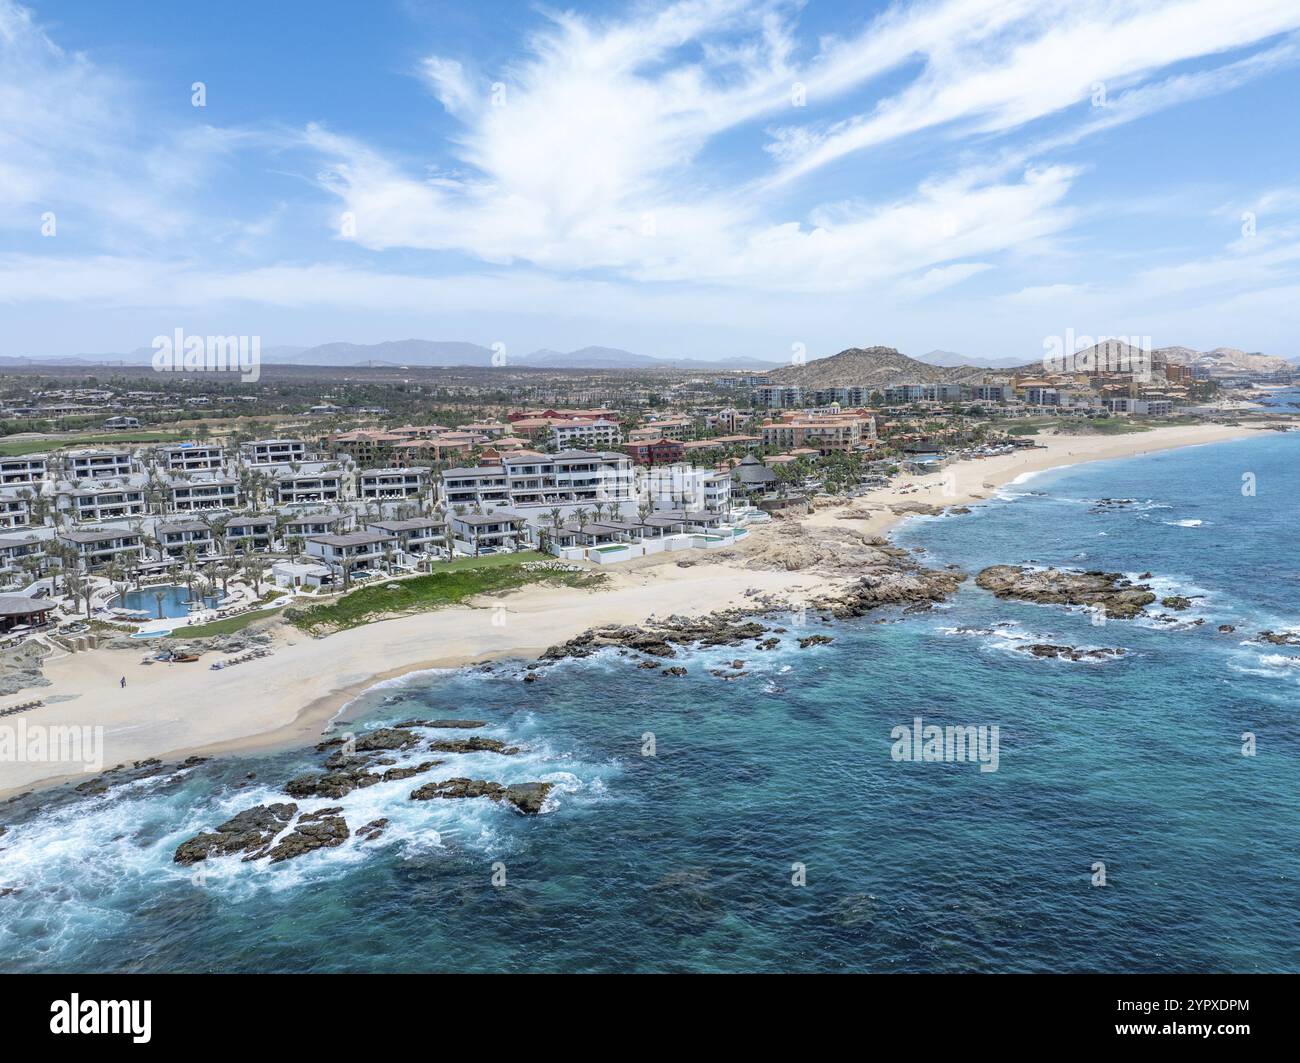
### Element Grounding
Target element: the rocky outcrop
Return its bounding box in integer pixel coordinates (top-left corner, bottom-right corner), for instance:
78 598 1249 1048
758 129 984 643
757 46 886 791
798 634 835 648
1257 630 1300 646
284 759 442 799
1161 596 1193 611
393 718 486 729
427 738 519 755
1022 644 1125 661
541 614 768 662
264 809 349 863
974 566 1156 619
174 802 298 865
409 777 554 815
819 568 967 618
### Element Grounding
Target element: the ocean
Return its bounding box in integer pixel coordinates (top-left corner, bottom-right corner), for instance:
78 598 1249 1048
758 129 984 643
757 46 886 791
2 430 1298 973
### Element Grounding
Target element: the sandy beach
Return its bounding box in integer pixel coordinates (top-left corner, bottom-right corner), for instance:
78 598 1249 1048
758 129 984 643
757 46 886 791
0 421 1266 798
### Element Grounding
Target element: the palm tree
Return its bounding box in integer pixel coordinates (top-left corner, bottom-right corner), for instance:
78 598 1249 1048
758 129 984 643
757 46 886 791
154 589 167 620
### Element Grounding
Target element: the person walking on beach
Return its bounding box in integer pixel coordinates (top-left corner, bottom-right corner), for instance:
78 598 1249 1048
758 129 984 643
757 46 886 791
120 676 126 689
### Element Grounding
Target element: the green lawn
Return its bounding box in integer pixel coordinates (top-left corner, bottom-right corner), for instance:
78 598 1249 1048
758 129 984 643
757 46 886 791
171 608 283 638
0 431 189 456
285 552 604 634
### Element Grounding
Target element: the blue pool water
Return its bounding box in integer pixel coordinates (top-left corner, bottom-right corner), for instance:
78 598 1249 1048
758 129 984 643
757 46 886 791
111 584 217 619
2 431 1298 972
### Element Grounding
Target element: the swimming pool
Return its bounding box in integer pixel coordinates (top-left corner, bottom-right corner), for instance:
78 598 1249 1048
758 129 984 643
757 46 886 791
111 585 218 620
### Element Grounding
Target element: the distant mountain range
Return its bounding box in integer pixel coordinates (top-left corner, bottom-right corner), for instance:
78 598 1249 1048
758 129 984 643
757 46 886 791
916 349 1030 370
0 340 784 372
2 338 1291 376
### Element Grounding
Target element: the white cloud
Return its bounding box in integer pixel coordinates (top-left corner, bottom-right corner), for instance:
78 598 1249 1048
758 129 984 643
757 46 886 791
307 0 1300 296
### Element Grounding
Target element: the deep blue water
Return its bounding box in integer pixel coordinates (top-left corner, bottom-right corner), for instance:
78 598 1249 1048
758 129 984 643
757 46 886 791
2 432 1298 972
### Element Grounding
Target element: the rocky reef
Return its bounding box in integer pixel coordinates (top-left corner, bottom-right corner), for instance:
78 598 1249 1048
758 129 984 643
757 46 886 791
974 566 1157 619
172 716 555 867
410 778 553 815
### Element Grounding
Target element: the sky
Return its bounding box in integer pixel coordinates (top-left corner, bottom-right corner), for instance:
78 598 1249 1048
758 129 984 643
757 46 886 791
2 0 1299 363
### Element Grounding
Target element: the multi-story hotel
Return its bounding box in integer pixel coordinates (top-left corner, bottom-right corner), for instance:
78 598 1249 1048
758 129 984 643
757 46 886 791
274 466 345 504
64 481 148 522
442 451 635 515
241 439 308 466
167 475 240 513
548 419 623 450
57 528 146 569
157 443 225 472
0 456 47 486
358 467 428 500
65 449 134 480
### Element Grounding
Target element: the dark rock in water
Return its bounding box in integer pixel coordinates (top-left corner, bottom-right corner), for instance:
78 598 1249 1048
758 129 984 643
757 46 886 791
409 777 554 815
173 803 298 865
756 637 780 650
798 634 835 648
315 727 421 755
1138 571 1153 579
710 669 747 680
730 660 746 669
637 659 660 669
661 666 687 677
975 565 1156 619
947 506 972 515
1257 630 1300 645
1022 644 1125 661
286 760 441 799
0 886 21 898
393 718 486 729
356 818 389 841
523 672 541 683
263 811 349 863
428 737 519 755
1218 625 1236 633
1161 596 1193 610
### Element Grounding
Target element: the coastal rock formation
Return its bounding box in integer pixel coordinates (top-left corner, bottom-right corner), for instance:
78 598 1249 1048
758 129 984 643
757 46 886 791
393 719 486 729
427 737 520 755
284 760 441 799
541 614 768 662
264 809 349 863
1256 630 1300 645
174 802 298 865
798 634 835 648
315 727 422 755
819 568 967 618
974 566 1156 619
1161 596 1193 610
1022 644 1125 661
409 777 554 815
0 641 52 697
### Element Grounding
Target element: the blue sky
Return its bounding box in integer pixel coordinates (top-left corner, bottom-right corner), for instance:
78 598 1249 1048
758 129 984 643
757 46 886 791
3 0 1299 362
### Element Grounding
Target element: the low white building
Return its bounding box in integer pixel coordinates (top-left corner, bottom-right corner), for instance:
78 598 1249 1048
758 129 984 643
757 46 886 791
304 531 395 575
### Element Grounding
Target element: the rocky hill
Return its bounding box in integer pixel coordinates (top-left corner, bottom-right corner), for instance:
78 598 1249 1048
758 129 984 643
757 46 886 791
765 346 995 388
1155 346 1291 375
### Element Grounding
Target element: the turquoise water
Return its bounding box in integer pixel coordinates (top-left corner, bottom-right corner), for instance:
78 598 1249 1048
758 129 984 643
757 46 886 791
2 432 1298 972
112 584 218 619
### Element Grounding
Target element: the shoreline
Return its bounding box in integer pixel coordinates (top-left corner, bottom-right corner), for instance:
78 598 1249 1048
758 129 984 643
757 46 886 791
0 421 1277 801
